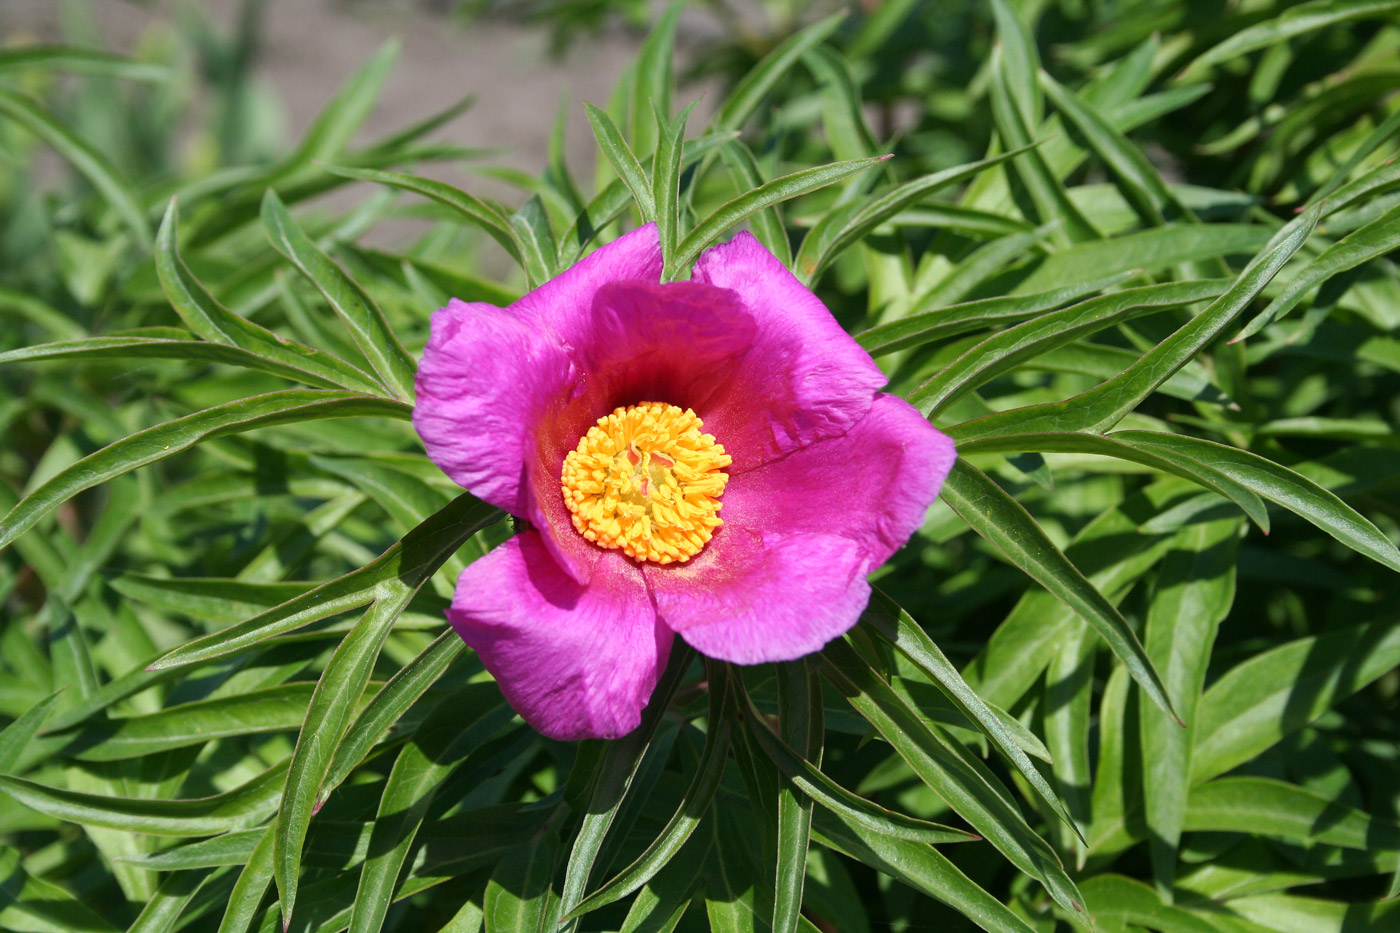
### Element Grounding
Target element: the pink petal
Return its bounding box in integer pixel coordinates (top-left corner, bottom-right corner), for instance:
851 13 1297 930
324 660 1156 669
447 530 671 741
521 279 757 584
720 394 955 568
414 225 662 517
648 527 873 663
413 300 576 515
691 232 889 472
514 223 664 346
645 395 955 664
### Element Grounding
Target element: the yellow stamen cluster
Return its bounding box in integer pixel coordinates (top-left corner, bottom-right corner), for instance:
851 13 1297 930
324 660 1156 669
561 402 731 564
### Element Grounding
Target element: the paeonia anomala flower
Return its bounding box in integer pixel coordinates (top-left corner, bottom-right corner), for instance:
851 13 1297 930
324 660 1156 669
414 225 956 740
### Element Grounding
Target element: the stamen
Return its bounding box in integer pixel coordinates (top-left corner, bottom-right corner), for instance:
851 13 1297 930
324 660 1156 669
561 402 731 564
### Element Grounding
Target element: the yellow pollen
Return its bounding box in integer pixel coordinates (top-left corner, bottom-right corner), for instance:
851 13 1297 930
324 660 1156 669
561 402 732 564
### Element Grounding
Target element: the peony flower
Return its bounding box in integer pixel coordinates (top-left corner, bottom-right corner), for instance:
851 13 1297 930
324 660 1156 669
414 224 955 740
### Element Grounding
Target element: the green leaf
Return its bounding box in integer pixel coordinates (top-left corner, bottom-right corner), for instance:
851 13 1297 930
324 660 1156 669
654 100 698 277
1236 198 1400 340
909 279 1227 417
115 830 265 871
149 493 497 669
321 165 524 264
1139 516 1240 894
1114 431 1400 573
156 200 383 393
0 44 170 80
714 12 846 133
772 661 817 933
743 682 976 846
860 590 1079 839
261 190 417 402
0 689 62 772
125 870 210 933
955 432 1270 532
564 667 732 921
484 821 563 933
217 827 275 933
628 1 682 157
276 591 450 925
673 156 888 274
857 272 1133 356
717 141 793 268
323 629 466 794
349 686 514 933
940 461 1178 722
558 644 692 932
812 808 1038 933
0 846 120 933
1184 777 1400 851
0 762 285 835
796 149 1022 285
1179 0 1400 79
0 390 409 552
1191 620 1400 784
953 204 1320 442
286 39 400 168
585 103 655 222
819 638 1085 917
1078 874 1221 933
0 88 151 247
509 195 560 288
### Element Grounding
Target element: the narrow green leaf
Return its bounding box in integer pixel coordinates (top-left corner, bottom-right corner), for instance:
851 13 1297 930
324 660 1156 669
324 630 466 794
286 39 399 167
910 279 1226 417
715 12 846 132
149 493 497 669
484 821 563 933
0 44 170 80
743 682 976 846
156 200 383 393
861 590 1079 839
1192 620 1400 784
585 103 655 222
654 99 698 276
1179 0 1400 78
812 809 1037 933
321 165 524 263
628 1 682 157
126 870 210 933
941 462 1178 721
718 141 793 268
956 432 1270 532
349 686 514 933
261 190 417 402
673 156 888 274
1078 875 1221 933
509 195 560 288
1116 431 1400 573
0 762 285 835
565 669 732 921
217 826 275 933
820 638 1086 917
0 847 119 933
1184 777 1400 851
558 644 692 932
857 272 1133 356
773 661 817 933
1236 199 1400 340
116 830 265 871
1140 516 1240 895
0 390 408 552
953 203 1320 442
797 149 1023 285
0 88 151 246
0 689 62 772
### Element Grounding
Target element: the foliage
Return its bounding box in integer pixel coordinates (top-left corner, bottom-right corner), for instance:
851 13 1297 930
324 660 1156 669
2 1 1400 932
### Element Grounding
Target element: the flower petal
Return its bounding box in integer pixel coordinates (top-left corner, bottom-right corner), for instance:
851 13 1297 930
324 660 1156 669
647 527 873 664
691 232 888 470
720 393 955 568
515 222 664 346
522 279 757 583
448 531 670 741
645 394 954 665
414 300 575 514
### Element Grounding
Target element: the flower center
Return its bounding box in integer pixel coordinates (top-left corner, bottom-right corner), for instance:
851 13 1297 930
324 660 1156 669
561 402 732 564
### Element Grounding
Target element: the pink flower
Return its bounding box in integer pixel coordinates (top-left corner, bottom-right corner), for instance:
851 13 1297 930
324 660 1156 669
414 225 955 740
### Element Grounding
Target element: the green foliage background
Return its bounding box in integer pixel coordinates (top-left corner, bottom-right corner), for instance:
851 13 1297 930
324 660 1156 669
2 1 1400 931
